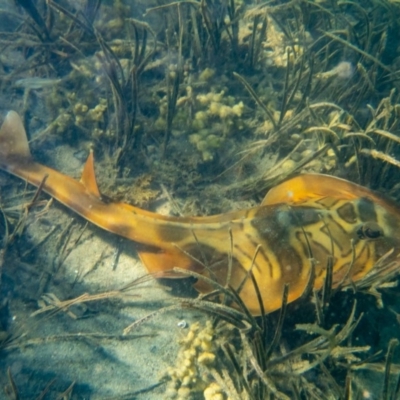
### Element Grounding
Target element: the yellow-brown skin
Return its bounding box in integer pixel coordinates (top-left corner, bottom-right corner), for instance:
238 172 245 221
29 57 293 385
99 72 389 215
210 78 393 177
1 111 400 315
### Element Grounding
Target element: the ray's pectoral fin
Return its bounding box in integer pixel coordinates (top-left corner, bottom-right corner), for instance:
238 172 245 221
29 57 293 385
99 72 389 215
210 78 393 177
137 247 202 278
262 174 364 205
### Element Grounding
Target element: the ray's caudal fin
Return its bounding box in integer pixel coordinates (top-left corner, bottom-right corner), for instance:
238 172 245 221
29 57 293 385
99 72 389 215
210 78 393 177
0 111 31 163
1 111 400 316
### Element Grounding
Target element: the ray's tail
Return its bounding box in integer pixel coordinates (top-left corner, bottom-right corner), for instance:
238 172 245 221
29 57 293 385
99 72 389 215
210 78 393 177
0 111 202 255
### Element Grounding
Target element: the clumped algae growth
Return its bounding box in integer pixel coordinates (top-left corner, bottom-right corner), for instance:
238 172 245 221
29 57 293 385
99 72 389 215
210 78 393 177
165 320 226 400
189 90 244 162
155 68 246 161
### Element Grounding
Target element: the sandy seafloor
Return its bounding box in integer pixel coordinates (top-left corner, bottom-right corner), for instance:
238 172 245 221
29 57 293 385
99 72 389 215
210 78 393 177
0 142 209 399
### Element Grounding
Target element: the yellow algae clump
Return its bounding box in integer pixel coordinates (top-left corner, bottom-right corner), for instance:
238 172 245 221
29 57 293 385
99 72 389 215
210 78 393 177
261 15 307 68
199 68 215 82
153 79 247 161
204 382 227 400
187 90 246 160
189 131 222 162
231 102 244 117
165 320 218 399
87 100 108 123
198 351 216 365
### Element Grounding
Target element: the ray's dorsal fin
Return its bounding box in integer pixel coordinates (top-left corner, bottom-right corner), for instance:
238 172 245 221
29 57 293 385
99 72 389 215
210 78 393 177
80 150 101 198
0 111 31 161
262 174 368 205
